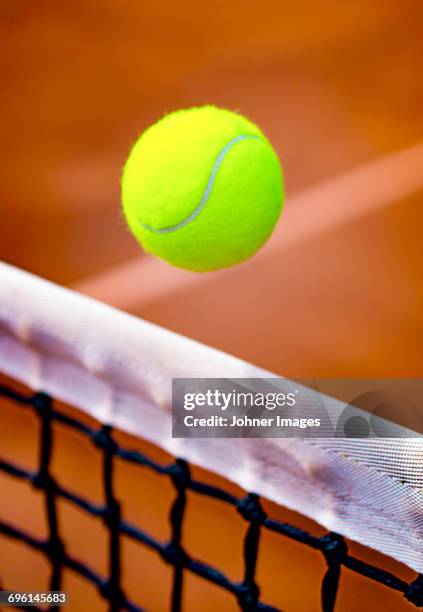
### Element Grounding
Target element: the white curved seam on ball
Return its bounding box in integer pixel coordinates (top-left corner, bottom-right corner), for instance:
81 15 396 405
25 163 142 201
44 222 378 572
138 133 263 234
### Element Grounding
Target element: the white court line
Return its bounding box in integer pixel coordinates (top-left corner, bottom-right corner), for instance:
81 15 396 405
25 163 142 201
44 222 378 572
73 142 423 309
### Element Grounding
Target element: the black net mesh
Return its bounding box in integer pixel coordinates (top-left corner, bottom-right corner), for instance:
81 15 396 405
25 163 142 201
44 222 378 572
0 382 422 611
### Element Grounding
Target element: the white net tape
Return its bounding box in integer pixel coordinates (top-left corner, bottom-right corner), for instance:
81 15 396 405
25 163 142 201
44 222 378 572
0 262 422 572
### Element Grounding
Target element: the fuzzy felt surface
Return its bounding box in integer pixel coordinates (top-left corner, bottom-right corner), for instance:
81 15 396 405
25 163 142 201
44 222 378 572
121 106 284 271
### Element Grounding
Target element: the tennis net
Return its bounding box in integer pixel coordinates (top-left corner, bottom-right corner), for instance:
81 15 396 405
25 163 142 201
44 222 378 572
0 261 422 610
0 381 422 611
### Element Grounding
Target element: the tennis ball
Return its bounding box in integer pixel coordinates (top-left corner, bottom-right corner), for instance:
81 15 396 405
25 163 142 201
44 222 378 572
121 106 284 272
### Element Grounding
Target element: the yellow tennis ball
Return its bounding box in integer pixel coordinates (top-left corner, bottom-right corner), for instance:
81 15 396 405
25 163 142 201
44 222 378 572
121 106 284 271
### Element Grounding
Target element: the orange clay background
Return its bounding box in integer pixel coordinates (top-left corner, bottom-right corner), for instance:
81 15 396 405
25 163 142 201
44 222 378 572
0 1 422 611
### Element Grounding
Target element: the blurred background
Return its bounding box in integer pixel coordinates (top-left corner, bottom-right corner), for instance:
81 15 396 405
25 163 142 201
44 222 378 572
0 1 422 610
1 0 423 377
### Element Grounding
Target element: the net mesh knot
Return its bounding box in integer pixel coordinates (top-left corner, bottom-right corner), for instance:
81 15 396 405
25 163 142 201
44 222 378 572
160 542 188 567
236 581 260 609
92 426 117 453
169 459 191 489
32 472 56 492
237 494 266 523
102 500 121 528
321 533 348 565
44 537 65 562
32 392 52 414
405 574 423 607
98 579 125 606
